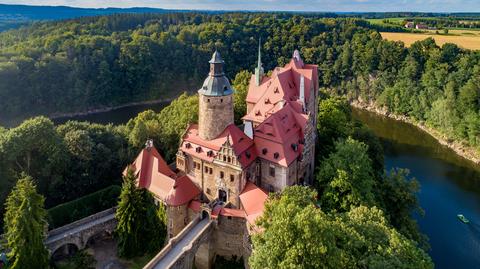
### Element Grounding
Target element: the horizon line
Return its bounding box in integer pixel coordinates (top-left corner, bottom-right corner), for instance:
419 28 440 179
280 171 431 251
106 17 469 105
1 3 480 14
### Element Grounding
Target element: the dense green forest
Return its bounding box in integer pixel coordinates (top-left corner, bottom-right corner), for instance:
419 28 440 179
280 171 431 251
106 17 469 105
1 12 480 266
1 12 479 155
0 12 385 125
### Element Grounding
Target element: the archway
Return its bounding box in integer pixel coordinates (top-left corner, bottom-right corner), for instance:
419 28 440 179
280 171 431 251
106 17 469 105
201 210 210 220
218 189 227 203
51 243 79 261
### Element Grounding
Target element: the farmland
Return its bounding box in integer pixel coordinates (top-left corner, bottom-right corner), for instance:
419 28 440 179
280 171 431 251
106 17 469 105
380 31 480 50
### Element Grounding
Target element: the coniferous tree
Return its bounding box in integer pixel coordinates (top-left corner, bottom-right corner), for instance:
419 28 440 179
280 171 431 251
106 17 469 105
4 175 49 269
115 168 166 258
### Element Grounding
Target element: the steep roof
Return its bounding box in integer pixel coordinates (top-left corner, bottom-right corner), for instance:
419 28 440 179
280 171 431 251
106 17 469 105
254 102 307 167
180 123 258 168
128 146 200 206
244 56 317 124
239 181 268 226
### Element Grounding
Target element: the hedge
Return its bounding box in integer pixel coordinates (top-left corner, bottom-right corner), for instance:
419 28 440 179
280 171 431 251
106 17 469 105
47 185 121 229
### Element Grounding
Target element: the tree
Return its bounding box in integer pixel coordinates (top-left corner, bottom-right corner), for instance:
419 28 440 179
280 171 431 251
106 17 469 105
250 186 434 269
4 175 49 269
317 137 376 212
250 186 345 269
115 168 166 258
232 70 252 124
378 169 426 248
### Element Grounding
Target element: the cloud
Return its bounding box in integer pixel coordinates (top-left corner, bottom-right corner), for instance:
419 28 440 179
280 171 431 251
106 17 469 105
0 0 479 12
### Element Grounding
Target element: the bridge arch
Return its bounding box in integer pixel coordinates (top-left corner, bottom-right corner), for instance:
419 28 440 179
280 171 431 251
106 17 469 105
201 210 210 220
51 243 80 261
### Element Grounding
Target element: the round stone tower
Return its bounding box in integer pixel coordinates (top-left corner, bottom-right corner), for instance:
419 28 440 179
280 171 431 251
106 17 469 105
198 51 234 141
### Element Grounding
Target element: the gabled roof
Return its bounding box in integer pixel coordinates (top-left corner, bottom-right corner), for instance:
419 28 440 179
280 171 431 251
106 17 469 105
254 102 307 167
244 57 317 125
239 181 268 226
181 123 258 168
128 146 200 206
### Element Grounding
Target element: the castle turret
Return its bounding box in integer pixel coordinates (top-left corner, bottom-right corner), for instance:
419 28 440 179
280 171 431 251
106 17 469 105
198 51 234 141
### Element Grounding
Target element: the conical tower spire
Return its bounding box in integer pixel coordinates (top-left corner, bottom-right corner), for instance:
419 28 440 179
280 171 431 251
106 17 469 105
255 38 264 86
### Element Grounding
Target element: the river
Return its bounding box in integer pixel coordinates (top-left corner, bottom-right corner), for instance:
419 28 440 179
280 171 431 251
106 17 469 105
352 108 480 269
9 101 479 268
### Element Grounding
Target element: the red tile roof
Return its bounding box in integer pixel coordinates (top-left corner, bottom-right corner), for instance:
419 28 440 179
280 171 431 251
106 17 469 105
254 102 307 167
239 181 268 226
181 123 258 168
244 58 318 125
128 146 200 206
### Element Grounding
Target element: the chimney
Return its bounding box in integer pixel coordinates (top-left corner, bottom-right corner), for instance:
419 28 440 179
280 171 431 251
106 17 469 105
145 139 154 151
299 75 305 111
244 121 254 139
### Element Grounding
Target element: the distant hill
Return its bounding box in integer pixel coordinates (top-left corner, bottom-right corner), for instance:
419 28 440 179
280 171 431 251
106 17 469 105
0 4 182 31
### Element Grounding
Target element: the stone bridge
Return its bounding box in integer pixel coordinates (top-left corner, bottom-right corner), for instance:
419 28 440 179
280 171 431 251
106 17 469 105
144 216 214 269
45 207 117 258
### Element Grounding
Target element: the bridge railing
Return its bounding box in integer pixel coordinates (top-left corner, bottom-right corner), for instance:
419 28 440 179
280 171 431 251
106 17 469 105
143 216 202 269
47 207 116 239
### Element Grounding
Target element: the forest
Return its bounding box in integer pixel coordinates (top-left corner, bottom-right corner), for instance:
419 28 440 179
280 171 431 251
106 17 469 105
1 13 479 155
1 11 479 267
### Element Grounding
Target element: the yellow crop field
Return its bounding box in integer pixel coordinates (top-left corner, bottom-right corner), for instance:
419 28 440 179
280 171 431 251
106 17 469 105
380 32 480 50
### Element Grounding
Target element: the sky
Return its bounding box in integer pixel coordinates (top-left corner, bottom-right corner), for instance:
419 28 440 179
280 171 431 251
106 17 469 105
0 0 479 12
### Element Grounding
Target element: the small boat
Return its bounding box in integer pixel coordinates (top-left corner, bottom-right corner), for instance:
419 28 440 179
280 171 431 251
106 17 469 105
457 214 470 224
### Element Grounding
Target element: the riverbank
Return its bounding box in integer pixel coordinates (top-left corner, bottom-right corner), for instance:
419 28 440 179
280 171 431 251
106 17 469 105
350 99 480 165
49 98 175 120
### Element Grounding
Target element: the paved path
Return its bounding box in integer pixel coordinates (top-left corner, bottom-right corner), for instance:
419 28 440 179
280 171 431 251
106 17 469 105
45 213 116 245
152 218 212 269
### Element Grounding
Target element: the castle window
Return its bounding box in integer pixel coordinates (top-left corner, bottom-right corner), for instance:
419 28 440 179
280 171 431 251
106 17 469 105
274 152 279 159
207 98 210 102
262 148 268 155
228 156 231 163
206 188 211 195
246 151 251 159
205 166 209 173
220 99 223 103
223 156 227 162
230 174 234 182
291 143 298 152
269 166 275 177
220 171 224 179
209 168 213 174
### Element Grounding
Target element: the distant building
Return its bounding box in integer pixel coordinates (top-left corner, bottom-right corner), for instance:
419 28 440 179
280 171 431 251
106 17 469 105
126 44 319 268
416 24 428 30
405 22 414 28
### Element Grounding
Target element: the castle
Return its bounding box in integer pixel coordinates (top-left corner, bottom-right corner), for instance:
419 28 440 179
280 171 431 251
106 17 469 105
128 46 318 268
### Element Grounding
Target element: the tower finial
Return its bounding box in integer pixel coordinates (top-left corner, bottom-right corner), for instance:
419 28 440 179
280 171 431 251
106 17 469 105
255 37 264 86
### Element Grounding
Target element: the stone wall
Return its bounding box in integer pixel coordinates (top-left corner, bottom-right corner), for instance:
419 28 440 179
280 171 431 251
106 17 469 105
259 159 287 192
198 94 234 141
167 204 189 238
212 215 246 259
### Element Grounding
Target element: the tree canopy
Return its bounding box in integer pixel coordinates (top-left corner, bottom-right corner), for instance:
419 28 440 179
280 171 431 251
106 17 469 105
250 186 433 269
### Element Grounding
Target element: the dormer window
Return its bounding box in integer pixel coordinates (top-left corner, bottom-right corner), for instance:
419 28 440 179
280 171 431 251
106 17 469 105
207 150 214 157
291 143 298 152
195 147 202 153
185 143 192 149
